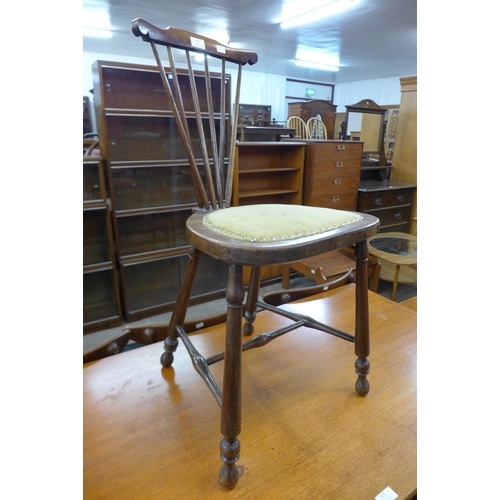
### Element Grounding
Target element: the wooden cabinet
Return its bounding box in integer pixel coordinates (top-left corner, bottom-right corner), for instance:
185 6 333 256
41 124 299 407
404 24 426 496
238 104 272 126
357 181 415 233
83 156 122 332
92 60 230 321
390 76 417 235
300 140 363 211
232 142 305 206
287 100 337 139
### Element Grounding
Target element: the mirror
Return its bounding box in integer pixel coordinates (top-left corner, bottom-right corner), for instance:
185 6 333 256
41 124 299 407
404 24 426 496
341 99 387 166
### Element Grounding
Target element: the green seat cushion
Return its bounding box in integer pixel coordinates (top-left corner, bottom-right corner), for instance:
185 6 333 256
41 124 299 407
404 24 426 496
203 204 363 242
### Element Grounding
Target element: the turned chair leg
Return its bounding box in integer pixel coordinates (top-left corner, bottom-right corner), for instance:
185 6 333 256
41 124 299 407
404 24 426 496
354 240 371 396
219 264 244 488
243 266 261 336
161 246 202 368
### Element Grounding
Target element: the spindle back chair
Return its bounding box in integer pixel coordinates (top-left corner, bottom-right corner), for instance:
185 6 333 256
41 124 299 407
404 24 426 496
129 18 379 489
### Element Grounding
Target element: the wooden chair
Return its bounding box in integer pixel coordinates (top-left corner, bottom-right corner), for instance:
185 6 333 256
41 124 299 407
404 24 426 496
286 116 310 139
128 18 380 489
307 115 328 139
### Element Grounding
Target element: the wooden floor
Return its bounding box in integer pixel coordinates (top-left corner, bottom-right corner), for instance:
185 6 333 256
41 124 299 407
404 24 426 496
83 285 416 499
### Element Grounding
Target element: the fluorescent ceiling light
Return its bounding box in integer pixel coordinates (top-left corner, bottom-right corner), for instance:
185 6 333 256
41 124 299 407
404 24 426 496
83 11 113 38
281 0 356 29
83 27 113 39
295 60 339 71
295 48 339 71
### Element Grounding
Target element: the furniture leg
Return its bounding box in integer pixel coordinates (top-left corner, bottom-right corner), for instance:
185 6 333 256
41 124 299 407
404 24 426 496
219 264 244 489
354 240 370 396
243 266 261 335
391 264 401 301
368 258 381 292
281 264 291 289
161 246 201 368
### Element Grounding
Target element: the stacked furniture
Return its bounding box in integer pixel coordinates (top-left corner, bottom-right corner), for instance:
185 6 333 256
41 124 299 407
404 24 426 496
92 61 231 321
83 152 122 333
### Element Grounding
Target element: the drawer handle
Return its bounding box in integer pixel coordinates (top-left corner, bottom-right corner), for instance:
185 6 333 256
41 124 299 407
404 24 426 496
374 198 382 206
337 144 346 150
331 195 340 202
334 178 342 185
394 213 402 220
396 195 405 203
335 161 344 168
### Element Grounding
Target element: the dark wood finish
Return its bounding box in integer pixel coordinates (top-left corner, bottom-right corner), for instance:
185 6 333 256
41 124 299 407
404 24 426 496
84 285 417 499
287 100 337 139
357 181 416 233
83 95 92 134
237 104 272 126
83 153 122 333
237 126 296 141
126 19 379 489
298 139 363 211
92 56 232 321
263 267 354 306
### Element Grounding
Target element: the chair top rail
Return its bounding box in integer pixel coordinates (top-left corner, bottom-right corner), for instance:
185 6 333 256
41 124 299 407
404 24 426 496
132 19 258 66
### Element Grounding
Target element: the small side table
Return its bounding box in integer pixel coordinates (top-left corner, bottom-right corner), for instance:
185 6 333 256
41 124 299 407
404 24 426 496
367 232 417 301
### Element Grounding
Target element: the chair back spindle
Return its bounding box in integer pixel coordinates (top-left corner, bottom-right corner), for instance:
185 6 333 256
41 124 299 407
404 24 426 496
132 19 258 210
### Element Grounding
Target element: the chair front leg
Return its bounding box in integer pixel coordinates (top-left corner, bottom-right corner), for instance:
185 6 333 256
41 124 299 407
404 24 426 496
354 240 370 396
161 246 201 368
243 265 261 335
219 264 244 488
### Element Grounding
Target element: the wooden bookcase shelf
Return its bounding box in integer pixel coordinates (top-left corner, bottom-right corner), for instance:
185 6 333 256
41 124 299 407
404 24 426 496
93 60 230 321
232 142 305 207
83 155 122 333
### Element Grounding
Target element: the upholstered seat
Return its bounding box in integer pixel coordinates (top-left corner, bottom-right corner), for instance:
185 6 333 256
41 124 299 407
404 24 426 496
127 18 380 489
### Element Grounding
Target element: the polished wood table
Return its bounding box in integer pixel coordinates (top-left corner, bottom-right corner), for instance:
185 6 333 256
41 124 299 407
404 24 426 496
84 285 416 499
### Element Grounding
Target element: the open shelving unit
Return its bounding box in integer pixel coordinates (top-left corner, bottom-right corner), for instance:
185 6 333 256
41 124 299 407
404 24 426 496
232 142 305 206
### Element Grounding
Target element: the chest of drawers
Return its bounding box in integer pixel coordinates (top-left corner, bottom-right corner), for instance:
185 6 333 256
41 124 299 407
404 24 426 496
357 180 416 233
301 140 363 211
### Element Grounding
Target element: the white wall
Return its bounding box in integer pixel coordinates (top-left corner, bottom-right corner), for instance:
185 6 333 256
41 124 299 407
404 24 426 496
83 50 408 130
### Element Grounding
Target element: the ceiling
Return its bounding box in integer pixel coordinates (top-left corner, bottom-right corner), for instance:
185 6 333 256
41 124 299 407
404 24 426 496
83 0 417 84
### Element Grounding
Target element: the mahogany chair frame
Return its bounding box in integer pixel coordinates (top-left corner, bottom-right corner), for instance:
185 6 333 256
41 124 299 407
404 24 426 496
128 18 379 489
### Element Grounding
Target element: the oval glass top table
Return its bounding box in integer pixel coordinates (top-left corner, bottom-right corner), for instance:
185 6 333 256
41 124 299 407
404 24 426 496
367 232 417 301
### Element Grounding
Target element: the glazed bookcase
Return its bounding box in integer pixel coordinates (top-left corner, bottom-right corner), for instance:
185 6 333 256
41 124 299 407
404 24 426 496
92 60 230 321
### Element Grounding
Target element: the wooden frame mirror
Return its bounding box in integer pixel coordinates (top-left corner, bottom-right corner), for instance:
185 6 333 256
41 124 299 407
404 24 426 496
342 99 387 166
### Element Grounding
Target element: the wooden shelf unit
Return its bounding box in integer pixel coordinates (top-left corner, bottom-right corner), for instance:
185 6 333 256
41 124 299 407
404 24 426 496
83 155 122 333
92 60 231 321
232 141 305 206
